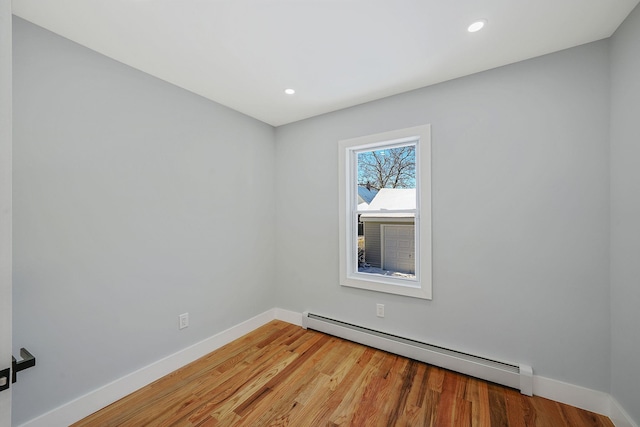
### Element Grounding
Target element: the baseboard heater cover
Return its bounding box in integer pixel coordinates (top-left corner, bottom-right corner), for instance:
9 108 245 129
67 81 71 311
301 312 533 396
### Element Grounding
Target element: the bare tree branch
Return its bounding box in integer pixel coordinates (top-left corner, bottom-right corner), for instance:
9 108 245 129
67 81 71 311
358 146 415 189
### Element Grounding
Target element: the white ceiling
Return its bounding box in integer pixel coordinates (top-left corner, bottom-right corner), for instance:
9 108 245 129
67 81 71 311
13 0 640 126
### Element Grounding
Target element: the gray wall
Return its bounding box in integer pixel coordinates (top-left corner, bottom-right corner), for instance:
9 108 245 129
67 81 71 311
275 41 612 392
610 3 640 423
12 18 276 425
0 0 12 423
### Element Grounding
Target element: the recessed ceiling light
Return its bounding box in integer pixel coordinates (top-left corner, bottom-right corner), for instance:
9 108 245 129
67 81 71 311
284 88 296 95
468 19 487 33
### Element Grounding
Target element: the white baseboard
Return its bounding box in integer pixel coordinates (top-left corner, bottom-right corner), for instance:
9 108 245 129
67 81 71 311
609 397 639 427
533 377 637 427
18 308 638 427
274 307 303 326
533 375 612 416
18 309 278 427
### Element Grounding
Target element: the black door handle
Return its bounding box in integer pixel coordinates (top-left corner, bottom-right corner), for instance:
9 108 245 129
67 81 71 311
12 348 36 383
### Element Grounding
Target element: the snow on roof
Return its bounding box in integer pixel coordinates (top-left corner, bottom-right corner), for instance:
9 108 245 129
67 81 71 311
366 188 415 210
360 188 415 218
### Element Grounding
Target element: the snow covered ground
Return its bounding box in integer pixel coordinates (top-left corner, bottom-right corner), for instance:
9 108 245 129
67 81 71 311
358 266 415 279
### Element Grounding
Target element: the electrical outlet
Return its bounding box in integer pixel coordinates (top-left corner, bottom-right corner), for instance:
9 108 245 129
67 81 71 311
376 304 385 318
179 313 189 330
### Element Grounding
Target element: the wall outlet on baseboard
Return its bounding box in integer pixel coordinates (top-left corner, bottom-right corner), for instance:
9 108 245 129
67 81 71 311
376 304 384 318
179 313 189 330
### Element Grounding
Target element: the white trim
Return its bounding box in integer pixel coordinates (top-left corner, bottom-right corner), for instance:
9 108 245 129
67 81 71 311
18 309 277 427
533 375 611 415
532 376 639 426
609 397 639 427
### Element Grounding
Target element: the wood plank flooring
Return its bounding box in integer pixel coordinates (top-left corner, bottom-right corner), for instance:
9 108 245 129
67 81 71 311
73 320 614 426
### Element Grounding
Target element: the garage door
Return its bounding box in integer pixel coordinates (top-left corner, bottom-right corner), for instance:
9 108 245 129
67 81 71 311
382 225 415 274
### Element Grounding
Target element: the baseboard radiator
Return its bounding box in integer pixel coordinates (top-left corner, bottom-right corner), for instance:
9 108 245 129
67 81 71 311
301 312 533 396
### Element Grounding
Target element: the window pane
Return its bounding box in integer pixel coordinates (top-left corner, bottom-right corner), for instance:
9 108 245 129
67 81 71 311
357 145 416 191
355 144 416 279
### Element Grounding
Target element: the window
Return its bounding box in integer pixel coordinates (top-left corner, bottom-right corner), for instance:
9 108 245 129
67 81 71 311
339 125 431 299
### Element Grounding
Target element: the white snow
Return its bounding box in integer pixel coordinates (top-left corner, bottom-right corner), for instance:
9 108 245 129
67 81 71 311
358 266 415 279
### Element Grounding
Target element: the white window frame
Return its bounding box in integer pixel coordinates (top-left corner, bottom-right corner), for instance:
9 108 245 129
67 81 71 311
338 124 432 300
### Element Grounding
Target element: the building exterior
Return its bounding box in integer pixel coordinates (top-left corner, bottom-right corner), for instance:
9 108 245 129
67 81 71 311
360 188 415 274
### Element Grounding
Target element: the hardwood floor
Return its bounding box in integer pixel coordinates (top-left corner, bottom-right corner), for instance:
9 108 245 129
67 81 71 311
73 320 614 426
